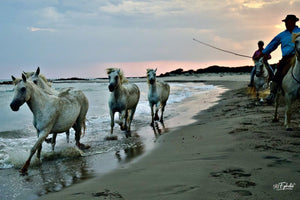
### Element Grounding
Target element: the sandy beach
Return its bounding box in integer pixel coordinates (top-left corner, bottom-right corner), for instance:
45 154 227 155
38 74 300 200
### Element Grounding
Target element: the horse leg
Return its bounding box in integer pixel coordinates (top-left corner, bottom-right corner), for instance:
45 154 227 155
128 107 137 132
74 118 90 150
20 130 49 175
124 110 129 131
160 103 166 123
110 110 115 134
66 131 70 143
150 104 155 126
285 99 293 131
119 110 127 131
37 143 42 160
51 133 57 151
154 103 160 121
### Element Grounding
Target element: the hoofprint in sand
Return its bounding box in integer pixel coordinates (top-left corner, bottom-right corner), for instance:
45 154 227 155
39 77 300 200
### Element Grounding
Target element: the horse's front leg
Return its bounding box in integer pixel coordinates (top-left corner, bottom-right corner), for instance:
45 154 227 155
20 130 50 175
150 103 155 126
119 110 127 131
110 110 115 134
37 144 42 160
51 133 57 151
66 131 70 143
154 102 160 121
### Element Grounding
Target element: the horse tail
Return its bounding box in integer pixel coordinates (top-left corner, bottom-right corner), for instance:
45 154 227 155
247 86 257 98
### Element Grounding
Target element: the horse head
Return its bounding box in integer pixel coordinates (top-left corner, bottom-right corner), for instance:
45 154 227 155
107 68 121 92
254 57 264 77
28 67 52 89
10 74 31 111
147 68 157 85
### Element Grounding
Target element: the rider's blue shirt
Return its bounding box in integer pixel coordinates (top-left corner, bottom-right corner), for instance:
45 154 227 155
262 26 300 57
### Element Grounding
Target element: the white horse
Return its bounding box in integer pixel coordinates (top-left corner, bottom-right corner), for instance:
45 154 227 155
274 33 300 130
146 68 170 126
25 67 71 148
10 74 89 174
107 68 140 137
252 57 271 102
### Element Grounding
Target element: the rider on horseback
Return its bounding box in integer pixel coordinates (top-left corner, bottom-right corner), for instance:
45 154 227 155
259 14 300 104
249 40 271 87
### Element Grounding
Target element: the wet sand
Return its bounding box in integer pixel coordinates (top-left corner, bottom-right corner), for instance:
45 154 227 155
39 74 300 200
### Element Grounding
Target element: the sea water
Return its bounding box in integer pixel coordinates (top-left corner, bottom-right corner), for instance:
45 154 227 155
0 80 224 200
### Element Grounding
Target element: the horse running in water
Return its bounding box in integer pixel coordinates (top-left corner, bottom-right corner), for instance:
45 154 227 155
23 67 71 149
107 68 140 137
274 33 300 130
146 68 170 126
10 74 89 174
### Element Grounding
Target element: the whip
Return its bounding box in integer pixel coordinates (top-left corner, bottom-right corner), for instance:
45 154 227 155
193 38 252 58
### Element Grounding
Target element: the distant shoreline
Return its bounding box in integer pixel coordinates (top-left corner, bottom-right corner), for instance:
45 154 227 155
0 65 259 85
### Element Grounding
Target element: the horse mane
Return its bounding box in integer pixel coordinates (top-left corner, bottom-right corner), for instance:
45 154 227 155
290 55 296 68
106 68 128 83
38 74 52 87
292 32 300 43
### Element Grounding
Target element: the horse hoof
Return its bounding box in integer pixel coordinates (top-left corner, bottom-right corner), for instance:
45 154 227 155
19 168 28 176
44 138 52 143
154 115 159 121
125 132 131 138
78 143 91 150
120 125 127 131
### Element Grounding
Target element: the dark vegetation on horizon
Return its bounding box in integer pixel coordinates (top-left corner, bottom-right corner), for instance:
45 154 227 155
158 64 277 77
1 64 277 84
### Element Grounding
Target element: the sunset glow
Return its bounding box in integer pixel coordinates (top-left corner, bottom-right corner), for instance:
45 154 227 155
0 0 299 79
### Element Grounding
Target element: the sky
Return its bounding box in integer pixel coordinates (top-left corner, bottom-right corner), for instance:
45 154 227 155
1 0 300 79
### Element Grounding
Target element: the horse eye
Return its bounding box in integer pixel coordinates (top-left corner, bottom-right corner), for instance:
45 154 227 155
115 76 118 80
21 87 26 93
33 80 38 84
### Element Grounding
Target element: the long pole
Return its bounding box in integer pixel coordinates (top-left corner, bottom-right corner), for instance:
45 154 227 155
193 38 252 59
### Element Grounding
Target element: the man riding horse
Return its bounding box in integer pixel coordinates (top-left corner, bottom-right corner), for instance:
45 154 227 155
259 14 300 104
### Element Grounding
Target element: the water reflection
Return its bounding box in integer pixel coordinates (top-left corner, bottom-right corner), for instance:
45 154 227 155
30 158 92 197
115 134 145 163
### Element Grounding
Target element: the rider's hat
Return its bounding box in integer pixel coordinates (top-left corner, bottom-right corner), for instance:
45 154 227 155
282 14 299 22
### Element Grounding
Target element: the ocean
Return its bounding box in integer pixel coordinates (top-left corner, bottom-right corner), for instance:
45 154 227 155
0 80 224 200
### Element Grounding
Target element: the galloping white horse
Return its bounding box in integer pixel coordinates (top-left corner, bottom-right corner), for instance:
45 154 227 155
25 67 71 149
253 57 271 102
146 68 170 126
107 68 140 137
274 33 299 130
10 74 89 174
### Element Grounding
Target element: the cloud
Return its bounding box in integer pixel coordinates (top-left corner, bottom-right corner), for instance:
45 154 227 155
27 27 56 32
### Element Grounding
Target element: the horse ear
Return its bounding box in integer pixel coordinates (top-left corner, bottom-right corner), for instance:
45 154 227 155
155 68 157 72
117 68 121 74
11 75 16 81
36 67 40 75
22 73 27 82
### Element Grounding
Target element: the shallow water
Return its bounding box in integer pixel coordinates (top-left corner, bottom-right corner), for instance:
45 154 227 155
0 81 224 200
